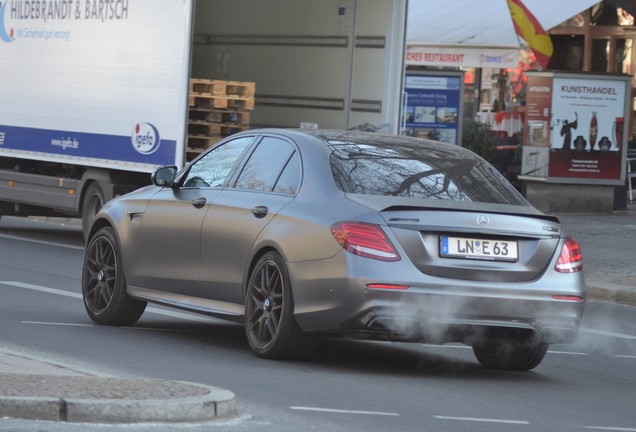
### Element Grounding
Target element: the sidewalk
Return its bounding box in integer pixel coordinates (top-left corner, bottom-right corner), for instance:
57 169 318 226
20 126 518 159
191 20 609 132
554 201 636 306
0 347 237 423
1 206 635 424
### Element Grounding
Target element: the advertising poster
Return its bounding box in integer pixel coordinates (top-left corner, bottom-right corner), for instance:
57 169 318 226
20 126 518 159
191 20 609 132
521 75 553 178
521 72 629 185
548 76 628 182
402 72 463 145
525 75 553 147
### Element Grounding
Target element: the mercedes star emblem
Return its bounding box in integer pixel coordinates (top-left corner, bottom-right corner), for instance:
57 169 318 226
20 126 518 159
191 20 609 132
477 214 490 227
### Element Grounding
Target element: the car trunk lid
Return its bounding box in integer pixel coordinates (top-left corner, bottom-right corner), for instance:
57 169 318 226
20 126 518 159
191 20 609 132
347 195 562 282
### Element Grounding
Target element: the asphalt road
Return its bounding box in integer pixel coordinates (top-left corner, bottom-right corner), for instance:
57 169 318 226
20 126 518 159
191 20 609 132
0 216 635 432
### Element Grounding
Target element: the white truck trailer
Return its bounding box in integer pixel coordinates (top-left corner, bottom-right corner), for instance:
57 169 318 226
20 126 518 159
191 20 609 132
0 0 406 237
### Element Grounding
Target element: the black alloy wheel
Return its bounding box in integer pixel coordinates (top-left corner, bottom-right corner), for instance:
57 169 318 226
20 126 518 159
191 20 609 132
245 251 311 359
82 226 146 326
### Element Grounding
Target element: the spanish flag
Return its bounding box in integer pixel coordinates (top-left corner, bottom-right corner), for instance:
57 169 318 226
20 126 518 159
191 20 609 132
507 0 553 69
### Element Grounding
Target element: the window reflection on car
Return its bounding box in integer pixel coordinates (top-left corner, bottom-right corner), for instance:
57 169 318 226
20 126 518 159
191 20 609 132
330 142 526 204
182 136 254 188
235 137 298 194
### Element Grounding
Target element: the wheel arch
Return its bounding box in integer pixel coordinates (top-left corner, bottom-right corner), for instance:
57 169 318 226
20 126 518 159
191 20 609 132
243 245 287 303
86 216 113 244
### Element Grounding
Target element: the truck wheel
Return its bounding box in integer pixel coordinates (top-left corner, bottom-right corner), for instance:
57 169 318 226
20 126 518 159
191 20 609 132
82 226 146 325
245 251 313 359
473 340 548 371
82 183 104 240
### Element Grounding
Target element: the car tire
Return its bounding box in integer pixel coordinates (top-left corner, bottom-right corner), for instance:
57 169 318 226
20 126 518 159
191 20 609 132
472 340 549 371
245 251 312 359
82 183 105 241
82 226 146 326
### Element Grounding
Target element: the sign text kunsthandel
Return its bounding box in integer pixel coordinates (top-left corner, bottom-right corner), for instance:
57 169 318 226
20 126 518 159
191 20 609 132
560 85 618 95
9 0 129 22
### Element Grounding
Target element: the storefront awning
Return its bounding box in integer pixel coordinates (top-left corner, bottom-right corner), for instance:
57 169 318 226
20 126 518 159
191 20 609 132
406 0 602 68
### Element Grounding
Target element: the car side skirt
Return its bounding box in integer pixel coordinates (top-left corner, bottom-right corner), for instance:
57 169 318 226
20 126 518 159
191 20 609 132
128 286 245 323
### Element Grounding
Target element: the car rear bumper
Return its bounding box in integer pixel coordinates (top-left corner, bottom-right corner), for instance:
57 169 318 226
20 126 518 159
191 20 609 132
339 305 581 345
288 252 585 345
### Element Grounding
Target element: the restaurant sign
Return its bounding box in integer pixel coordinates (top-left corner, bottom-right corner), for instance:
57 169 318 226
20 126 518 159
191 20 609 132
406 45 519 68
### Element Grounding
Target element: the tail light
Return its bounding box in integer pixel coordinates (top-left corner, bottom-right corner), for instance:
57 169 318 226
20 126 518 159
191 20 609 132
552 295 584 302
367 283 409 290
331 221 400 262
554 238 583 273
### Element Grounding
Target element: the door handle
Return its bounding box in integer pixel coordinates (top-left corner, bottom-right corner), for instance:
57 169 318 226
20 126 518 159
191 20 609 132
251 206 268 218
191 197 206 209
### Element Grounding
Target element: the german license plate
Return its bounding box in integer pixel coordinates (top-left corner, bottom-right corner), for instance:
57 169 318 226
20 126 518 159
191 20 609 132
440 236 518 262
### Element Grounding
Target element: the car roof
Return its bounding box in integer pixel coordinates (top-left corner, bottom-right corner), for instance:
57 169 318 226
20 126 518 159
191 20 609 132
247 128 471 155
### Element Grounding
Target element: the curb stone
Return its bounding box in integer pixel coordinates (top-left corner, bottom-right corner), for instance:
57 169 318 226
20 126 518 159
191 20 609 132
588 283 636 306
0 376 237 423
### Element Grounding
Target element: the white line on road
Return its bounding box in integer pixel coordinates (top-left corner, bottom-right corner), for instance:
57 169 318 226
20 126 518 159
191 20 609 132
421 343 471 349
580 328 636 341
434 415 529 425
0 281 221 323
1 281 82 299
121 326 191 333
20 319 190 333
585 427 636 431
614 355 636 359
547 350 588 356
22 321 92 327
290 406 400 417
0 233 84 250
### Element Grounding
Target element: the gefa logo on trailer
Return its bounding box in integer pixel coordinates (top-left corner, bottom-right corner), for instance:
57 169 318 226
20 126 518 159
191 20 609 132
0 1 16 42
132 123 161 155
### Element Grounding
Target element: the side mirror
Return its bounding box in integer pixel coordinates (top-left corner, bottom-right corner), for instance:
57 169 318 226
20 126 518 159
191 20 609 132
151 165 178 187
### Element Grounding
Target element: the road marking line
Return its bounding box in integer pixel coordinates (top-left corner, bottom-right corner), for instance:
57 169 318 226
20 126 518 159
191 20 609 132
615 355 636 359
580 328 636 341
121 326 191 333
22 321 92 327
20 319 191 333
422 344 471 350
0 233 84 250
290 407 399 417
547 350 588 356
434 415 529 425
585 427 636 431
0 281 224 323
1 281 82 299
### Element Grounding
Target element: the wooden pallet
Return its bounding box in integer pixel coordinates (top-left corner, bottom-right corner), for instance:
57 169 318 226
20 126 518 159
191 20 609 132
188 108 251 125
189 94 254 111
187 78 255 162
189 79 256 97
188 121 249 137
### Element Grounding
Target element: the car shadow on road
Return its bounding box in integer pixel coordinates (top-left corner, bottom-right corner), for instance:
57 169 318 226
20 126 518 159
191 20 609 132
131 318 557 383
307 338 556 382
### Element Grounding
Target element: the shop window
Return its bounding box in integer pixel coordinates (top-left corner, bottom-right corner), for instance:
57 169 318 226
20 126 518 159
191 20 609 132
549 36 583 71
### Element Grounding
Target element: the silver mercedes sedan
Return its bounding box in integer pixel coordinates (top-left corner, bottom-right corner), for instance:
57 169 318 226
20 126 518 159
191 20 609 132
82 129 585 371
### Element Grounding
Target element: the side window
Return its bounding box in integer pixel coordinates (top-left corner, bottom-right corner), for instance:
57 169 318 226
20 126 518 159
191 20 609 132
182 137 253 188
234 137 298 194
273 152 301 195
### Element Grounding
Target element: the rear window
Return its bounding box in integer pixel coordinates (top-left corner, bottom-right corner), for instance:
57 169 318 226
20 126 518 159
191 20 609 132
330 141 527 205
